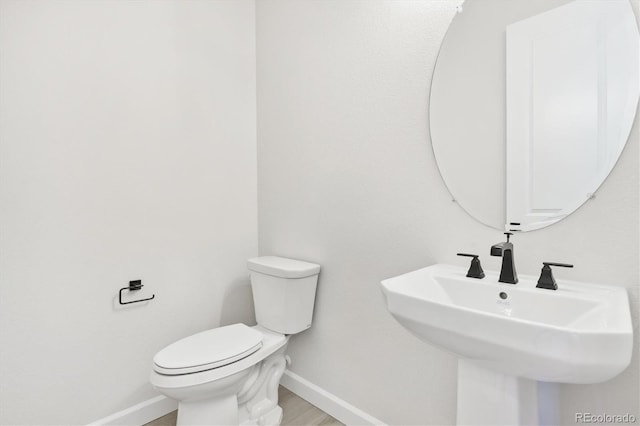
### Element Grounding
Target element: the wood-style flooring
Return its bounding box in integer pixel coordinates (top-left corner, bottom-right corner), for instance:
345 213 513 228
143 386 343 426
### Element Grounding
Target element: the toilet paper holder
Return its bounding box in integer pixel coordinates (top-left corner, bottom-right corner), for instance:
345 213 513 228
119 280 155 305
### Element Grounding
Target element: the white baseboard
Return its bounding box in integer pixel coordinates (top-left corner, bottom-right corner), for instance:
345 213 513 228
88 395 177 426
280 369 386 426
88 370 383 426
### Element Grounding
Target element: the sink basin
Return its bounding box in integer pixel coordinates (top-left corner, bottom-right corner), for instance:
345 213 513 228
381 264 633 384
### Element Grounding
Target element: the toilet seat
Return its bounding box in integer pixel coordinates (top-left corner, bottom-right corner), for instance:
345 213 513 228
151 326 288 390
153 323 263 375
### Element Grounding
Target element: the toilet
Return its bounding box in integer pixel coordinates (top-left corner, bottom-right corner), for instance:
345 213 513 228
150 256 320 426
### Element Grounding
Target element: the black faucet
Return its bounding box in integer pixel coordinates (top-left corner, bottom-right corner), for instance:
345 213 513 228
457 253 485 279
536 262 574 290
490 232 518 284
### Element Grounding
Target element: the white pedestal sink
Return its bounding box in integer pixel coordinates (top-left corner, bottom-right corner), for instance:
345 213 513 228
381 264 633 425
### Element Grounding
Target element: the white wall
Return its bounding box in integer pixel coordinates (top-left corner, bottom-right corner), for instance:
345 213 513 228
256 1 639 424
0 1 257 424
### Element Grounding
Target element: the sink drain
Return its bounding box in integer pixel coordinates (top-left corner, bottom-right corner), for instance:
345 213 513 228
499 292 508 300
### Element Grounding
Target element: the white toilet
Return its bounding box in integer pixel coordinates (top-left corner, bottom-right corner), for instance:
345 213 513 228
150 256 320 426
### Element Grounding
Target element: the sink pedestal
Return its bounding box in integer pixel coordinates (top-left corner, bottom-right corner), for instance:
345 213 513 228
457 360 559 426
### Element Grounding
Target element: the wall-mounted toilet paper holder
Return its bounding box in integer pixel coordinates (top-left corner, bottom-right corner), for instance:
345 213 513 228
119 280 155 305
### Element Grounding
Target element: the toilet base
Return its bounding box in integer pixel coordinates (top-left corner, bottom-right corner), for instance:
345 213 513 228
170 341 289 426
178 394 239 426
238 344 289 426
239 406 283 426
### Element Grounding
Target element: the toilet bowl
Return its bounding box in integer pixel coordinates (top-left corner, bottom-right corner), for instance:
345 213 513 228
151 325 289 425
150 256 320 426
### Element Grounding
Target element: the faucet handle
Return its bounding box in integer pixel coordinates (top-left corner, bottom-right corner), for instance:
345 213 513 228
543 262 573 268
536 262 574 290
457 253 485 279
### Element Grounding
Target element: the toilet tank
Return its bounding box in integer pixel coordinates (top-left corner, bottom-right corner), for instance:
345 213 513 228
247 256 320 334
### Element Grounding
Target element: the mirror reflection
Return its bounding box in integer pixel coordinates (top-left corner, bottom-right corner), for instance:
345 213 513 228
430 0 639 231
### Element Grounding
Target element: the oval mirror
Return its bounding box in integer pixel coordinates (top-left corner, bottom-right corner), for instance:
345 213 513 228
430 0 639 231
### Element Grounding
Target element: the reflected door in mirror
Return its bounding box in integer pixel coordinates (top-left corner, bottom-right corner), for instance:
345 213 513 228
506 1 639 231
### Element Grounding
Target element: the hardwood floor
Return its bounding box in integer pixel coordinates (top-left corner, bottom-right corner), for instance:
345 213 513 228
145 410 177 426
278 387 342 426
143 386 343 426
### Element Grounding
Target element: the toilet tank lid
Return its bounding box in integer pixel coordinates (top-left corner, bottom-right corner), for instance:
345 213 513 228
248 256 320 278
